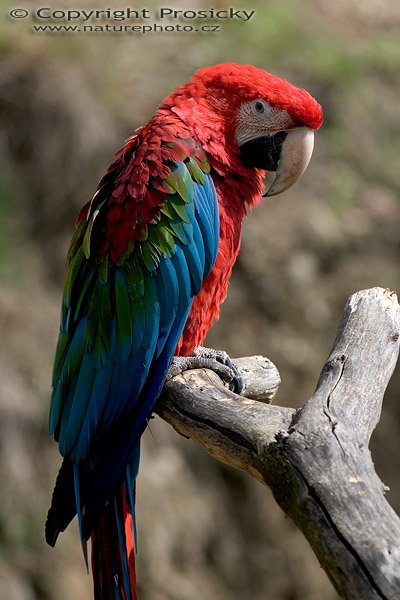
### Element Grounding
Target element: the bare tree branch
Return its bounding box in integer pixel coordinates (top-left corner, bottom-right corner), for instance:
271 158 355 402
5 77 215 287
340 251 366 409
156 287 400 600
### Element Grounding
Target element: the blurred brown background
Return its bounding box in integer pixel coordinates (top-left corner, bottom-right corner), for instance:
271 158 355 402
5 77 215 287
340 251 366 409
1 0 399 598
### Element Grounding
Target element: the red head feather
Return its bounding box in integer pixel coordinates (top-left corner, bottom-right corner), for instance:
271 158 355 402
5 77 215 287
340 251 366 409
188 63 322 128
159 62 322 174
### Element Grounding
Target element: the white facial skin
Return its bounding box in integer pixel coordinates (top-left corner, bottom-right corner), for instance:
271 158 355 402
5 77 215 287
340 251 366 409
236 99 315 196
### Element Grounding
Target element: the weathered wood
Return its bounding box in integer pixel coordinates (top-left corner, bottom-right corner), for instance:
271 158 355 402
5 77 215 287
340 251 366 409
157 288 400 600
233 355 280 402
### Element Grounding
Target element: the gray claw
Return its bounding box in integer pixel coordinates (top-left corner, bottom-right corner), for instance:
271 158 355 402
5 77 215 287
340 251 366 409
169 347 244 394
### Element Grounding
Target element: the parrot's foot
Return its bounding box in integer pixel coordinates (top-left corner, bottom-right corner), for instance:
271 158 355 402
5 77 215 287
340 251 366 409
168 346 244 394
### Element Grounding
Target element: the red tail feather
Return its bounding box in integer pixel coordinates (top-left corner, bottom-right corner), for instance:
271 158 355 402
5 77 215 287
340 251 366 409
122 484 137 597
91 482 137 600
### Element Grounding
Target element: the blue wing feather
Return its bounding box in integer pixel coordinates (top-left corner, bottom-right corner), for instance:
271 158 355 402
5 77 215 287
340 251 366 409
181 236 204 295
193 174 219 276
157 256 179 331
59 354 96 455
75 359 115 461
191 218 205 279
170 246 192 315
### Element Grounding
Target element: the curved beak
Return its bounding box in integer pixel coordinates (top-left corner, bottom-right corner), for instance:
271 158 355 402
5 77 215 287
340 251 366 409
264 127 314 197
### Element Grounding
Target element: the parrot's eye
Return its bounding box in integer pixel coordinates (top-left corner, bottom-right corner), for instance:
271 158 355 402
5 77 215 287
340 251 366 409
253 99 269 115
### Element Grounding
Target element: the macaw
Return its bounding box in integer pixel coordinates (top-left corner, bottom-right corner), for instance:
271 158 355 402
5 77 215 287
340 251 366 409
46 62 323 599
